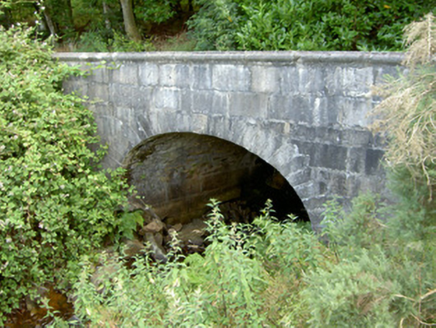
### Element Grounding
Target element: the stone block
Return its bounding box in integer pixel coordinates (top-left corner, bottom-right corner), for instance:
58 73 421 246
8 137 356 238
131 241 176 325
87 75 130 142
212 91 229 115
153 88 180 110
131 87 153 112
138 63 159 86
365 148 384 175
228 92 268 118
207 115 231 140
294 182 316 200
63 78 88 97
90 67 110 83
314 126 343 145
325 66 373 97
110 83 134 107
279 65 299 95
324 66 343 96
251 65 279 93
373 65 401 85
180 88 193 112
268 95 313 123
337 96 373 127
301 142 347 171
289 96 314 124
324 95 343 125
310 96 329 126
87 82 109 103
296 65 326 95
111 64 138 85
192 91 214 114
191 65 212 90
268 95 293 120
191 113 209 134
342 67 374 97
344 174 363 198
341 129 372 147
291 125 317 142
212 64 251 91
159 64 190 88
287 167 311 186
346 147 366 173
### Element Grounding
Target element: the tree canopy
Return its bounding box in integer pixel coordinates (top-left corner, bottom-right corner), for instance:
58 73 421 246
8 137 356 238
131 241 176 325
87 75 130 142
1 0 435 51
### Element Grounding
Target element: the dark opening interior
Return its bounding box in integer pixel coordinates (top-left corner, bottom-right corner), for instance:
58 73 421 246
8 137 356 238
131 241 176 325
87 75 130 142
123 132 309 257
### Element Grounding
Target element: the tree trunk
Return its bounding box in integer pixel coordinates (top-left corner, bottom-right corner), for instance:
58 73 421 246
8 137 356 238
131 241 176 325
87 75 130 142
119 0 141 41
43 10 57 37
102 1 112 30
36 4 57 37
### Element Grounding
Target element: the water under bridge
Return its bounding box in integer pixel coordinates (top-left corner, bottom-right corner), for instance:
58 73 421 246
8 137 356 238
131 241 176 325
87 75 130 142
56 51 404 230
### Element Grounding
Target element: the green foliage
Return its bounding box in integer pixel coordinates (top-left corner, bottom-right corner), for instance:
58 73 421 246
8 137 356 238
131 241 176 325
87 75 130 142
67 200 326 326
76 30 155 52
117 210 144 240
188 0 436 51
0 26 133 322
187 0 241 50
67 190 436 327
135 0 178 24
305 191 436 327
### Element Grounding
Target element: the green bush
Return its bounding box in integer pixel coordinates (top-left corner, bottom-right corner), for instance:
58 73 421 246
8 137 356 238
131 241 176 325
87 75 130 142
188 0 435 51
66 193 436 327
187 0 241 50
64 200 324 326
76 30 154 52
0 26 133 322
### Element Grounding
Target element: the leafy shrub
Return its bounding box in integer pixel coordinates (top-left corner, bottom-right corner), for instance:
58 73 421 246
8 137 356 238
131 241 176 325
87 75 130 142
303 191 436 327
76 30 154 52
187 0 241 50
188 0 435 51
134 0 179 25
66 193 436 327
0 26 134 322
65 200 325 326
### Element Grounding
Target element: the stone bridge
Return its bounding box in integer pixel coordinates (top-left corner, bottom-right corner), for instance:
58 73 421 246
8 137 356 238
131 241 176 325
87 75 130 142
57 51 403 230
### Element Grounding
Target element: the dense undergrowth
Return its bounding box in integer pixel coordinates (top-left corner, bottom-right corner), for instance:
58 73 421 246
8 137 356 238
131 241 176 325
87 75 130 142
1 12 436 328
0 26 136 323
45 191 434 327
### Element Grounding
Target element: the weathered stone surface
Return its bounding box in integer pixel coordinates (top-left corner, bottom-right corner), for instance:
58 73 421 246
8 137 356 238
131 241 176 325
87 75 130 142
143 219 166 233
144 232 167 263
177 219 208 246
123 239 146 258
57 51 405 230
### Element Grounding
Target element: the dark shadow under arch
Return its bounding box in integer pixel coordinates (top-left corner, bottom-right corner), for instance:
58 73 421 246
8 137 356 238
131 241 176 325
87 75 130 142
123 132 309 225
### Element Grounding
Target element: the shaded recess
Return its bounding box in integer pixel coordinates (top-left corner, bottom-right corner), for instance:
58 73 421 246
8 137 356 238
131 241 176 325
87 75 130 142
123 132 309 225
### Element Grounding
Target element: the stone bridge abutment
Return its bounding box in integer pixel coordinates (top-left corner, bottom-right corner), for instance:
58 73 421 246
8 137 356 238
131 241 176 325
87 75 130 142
57 51 404 230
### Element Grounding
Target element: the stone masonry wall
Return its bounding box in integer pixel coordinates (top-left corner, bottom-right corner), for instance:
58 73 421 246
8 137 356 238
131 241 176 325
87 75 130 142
56 51 404 230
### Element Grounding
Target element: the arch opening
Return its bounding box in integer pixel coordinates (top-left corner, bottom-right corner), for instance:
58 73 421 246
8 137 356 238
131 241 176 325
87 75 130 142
123 132 309 255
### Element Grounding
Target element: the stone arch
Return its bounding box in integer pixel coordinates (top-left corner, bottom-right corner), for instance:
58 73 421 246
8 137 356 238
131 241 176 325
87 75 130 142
122 132 310 226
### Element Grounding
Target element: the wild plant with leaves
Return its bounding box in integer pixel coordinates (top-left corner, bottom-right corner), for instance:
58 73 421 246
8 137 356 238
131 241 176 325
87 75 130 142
61 200 324 326
0 26 134 322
